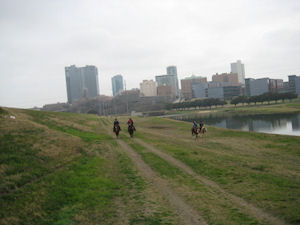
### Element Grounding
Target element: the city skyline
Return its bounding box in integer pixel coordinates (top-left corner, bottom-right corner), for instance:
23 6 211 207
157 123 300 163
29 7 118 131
0 0 299 108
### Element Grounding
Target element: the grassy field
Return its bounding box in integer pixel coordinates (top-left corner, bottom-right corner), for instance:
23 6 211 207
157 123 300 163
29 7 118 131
0 107 299 224
0 108 177 225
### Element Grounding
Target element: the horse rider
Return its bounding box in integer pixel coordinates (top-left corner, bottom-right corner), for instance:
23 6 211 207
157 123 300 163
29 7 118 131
192 120 198 132
127 118 136 131
113 118 120 132
199 121 204 131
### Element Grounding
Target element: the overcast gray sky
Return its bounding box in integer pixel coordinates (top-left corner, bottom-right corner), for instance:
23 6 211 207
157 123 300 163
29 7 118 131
0 0 299 108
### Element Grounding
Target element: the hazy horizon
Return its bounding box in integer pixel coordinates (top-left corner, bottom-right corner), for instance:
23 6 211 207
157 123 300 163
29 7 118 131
1 0 300 108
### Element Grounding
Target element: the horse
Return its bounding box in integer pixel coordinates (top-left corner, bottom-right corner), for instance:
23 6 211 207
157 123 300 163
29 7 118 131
199 126 207 136
113 125 121 138
191 127 199 138
191 126 207 139
128 124 135 138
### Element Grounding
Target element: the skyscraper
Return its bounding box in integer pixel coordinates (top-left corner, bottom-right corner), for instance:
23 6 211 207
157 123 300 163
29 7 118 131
167 66 177 76
164 65 179 97
65 65 99 104
155 74 178 97
231 60 245 84
111 74 124 96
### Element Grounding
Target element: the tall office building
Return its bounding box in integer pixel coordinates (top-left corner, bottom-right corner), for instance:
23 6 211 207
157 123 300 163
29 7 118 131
65 65 99 104
231 60 245 84
166 65 179 97
155 74 178 97
111 74 124 96
167 66 177 76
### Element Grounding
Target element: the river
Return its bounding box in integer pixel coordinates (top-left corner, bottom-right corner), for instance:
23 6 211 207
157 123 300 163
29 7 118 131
170 112 300 136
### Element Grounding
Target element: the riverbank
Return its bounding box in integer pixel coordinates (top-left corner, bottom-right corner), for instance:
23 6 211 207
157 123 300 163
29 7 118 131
165 97 300 116
123 115 300 224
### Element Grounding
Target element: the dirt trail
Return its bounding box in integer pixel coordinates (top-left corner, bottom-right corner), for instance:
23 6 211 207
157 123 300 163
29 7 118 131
116 139 207 225
134 138 288 225
99 118 207 225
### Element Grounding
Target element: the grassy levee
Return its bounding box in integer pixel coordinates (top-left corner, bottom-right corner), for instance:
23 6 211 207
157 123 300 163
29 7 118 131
119 133 268 225
118 116 300 224
0 108 178 225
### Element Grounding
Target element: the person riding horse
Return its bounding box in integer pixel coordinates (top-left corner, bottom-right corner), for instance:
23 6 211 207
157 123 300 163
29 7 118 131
192 121 198 134
199 121 204 131
127 118 136 131
113 118 121 132
127 118 136 137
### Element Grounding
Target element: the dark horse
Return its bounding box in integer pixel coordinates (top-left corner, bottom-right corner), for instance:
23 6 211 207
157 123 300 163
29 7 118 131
128 124 135 138
113 125 121 138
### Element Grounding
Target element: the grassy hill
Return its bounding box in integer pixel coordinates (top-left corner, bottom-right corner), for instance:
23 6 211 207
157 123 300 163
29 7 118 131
0 107 299 225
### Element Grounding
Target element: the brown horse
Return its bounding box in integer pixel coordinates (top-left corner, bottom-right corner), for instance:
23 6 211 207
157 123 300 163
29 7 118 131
113 125 121 138
191 126 207 138
191 127 199 138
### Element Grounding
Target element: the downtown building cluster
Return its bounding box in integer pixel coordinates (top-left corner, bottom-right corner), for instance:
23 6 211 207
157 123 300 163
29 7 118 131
112 66 180 99
178 60 300 101
64 62 300 107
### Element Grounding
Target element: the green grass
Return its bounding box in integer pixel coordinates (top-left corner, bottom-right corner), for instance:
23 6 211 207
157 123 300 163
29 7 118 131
132 116 300 224
121 135 268 225
0 109 180 225
0 156 119 225
0 107 8 116
23 110 112 142
1 108 299 224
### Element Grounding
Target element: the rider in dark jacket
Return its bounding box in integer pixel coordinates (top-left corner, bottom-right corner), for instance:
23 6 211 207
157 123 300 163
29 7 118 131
199 121 204 130
113 118 120 132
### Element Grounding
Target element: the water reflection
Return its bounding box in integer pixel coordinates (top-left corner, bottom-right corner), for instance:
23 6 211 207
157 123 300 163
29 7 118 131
171 113 300 136
292 114 300 130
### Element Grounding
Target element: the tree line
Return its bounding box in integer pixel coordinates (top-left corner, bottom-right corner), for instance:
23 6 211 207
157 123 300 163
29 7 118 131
171 98 226 110
171 92 298 110
230 92 298 106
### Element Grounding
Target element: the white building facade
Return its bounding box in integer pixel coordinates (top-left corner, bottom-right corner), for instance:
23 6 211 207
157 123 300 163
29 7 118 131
231 60 245 84
140 80 157 96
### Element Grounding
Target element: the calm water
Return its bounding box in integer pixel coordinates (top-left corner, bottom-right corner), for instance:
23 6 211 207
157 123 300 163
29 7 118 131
170 113 300 136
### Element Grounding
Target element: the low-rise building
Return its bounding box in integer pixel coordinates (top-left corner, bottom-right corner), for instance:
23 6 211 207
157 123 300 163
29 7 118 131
192 83 208 99
288 75 300 95
208 87 224 99
212 73 239 86
269 79 284 92
140 80 157 96
181 75 207 99
157 85 174 97
245 78 269 96
223 86 242 99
